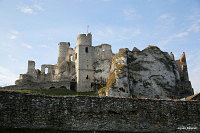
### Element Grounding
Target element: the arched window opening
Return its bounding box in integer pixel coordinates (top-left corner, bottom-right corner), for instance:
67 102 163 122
70 56 73 61
75 53 77 60
86 75 89 79
85 47 88 53
60 86 67 89
45 68 48 74
119 87 125 92
49 86 56 89
91 83 93 88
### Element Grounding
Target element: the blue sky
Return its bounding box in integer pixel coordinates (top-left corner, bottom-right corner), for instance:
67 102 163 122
0 0 200 93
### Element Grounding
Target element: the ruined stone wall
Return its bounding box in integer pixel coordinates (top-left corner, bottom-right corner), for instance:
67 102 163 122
94 44 113 60
27 60 37 78
0 91 199 132
93 44 114 84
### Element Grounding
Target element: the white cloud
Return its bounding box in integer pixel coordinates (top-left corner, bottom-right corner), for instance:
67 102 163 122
0 66 18 86
19 6 33 14
18 4 44 14
123 9 140 20
9 30 19 40
9 35 17 40
33 4 44 11
10 30 19 35
21 43 32 49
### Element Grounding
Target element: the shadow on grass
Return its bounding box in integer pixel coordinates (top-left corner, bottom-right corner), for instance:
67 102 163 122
0 89 97 96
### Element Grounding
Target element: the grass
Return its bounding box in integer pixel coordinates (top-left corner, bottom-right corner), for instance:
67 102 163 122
0 89 97 96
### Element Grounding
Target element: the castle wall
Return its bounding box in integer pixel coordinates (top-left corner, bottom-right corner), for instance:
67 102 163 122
4 81 71 90
93 44 113 83
94 44 113 60
0 91 199 132
66 48 74 62
41 64 55 74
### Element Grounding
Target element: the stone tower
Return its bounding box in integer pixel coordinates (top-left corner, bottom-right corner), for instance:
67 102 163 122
57 42 70 65
27 60 36 78
75 33 94 92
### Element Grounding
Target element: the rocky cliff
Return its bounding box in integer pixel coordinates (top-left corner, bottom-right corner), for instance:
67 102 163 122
99 46 194 99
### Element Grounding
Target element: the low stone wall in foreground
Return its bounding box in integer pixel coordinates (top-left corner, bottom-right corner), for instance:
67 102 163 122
0 91 199 132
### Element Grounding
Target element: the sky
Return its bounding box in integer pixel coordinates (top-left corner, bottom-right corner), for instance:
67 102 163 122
0 0 200 93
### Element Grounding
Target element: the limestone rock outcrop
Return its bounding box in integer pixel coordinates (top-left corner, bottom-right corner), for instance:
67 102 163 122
99 46 194 99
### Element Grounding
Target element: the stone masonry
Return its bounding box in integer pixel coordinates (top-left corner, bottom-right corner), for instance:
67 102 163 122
0 91 199 132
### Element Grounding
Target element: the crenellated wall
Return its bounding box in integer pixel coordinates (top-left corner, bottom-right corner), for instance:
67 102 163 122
0 91 199 132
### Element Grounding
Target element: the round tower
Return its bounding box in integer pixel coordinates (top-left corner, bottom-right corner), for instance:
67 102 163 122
76 33 92 46
57 42 70 64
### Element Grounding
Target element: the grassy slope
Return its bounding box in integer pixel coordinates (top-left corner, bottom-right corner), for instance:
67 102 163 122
0 89 97 96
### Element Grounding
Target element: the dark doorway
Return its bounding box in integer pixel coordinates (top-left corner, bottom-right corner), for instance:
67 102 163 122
85 47 88 53
70 82 77 91
49 86 56 89
60 86 67 89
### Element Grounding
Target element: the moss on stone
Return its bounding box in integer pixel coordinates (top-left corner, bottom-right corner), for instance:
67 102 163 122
98 63 126 96
98 72 116 96
98 49 127 96
111 49 126 64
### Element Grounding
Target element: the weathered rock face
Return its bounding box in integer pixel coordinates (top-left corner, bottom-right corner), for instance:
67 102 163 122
93 59 112 83
100 46 193 99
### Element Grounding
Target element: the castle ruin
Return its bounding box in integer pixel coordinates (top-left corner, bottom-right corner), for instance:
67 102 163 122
15 33 114 92
14 33 193 98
